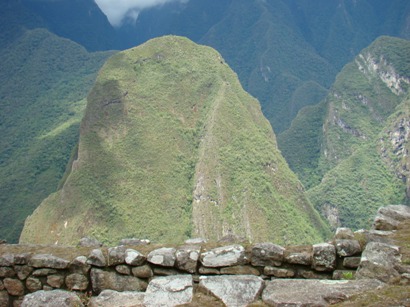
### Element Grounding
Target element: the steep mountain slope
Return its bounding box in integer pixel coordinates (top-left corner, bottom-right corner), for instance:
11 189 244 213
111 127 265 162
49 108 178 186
0 28 114 242
20 36 330 246
279 36 410 229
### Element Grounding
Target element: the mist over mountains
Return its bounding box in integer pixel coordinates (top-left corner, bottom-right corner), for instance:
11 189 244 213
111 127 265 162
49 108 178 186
1 0 410 243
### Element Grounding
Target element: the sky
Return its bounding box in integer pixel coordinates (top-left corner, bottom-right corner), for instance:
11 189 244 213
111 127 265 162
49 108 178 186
94 0 189 27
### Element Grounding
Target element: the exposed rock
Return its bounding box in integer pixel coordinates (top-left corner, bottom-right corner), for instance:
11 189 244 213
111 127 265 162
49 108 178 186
125 249 146 266
0 267 16 278
335 240 361 257
87 249 106 267
21 290 83 307
176 245 200 273
90 268 147 294
89 289 144 307
356 242 402 283
65 273 89 291
333 270 356 280
47 274 64 288
343 257 361 269
0 291 9 307
147 247 176 267
251 243 285 267
312 243 336 271
3 278 24 296
264 266 295 278
262 279 383 306
373 205 410 231
200 245 247 268
132 265 153 279
0 254 14 266
78 237 103 247
334 227 355 240
69 256 91 274
26 277 42 292
32 269 57 276
29 254 69 269
108 246 127 266
284 246 312 265
220 265 260 276
184 238 207 244
15 265 33 280
119 238 150 246
144 275 193 307
115 265 131 275
198 275 264 307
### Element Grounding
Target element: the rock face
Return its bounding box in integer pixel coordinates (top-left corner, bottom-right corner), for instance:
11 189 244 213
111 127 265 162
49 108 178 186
199 275 264 307
19 35 329 246
143 275 193 307
21 290 83 307
262 279 383 306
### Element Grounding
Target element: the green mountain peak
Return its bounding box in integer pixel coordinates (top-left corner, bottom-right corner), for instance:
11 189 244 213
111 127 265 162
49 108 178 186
20 36 330 245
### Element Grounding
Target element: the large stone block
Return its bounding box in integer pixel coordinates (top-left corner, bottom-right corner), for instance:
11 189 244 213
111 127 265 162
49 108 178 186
251 243 285 267
90 268 147 294
147 248 176 267
200 245 247 268
29 254 69 269
312 243 336 272
175 245 200 273
335 240 361 257
89 289 144 307
21 290 83 307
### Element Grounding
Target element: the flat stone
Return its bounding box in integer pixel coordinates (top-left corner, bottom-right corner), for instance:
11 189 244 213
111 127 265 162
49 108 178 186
200 245 247 268
108 246 127 266
87 249 107 267
89 289 144 307
119 238 150 246
343 257 361 269
334 228 355 240
29 254 69 269
15 265 33 280
262 279 383 306
336 240 362 257
264 266 295 278
32 268 57 276
284 246 312 265
21 290 83 307
0 267 16 278
3 278 24 296
14 253 31 265
69 256 91 274
115 264 131 275
0 254 14 266
199 275 264 307
78 237 103 247
132 265 153 279
147 247 176 267
91 268 147 294
26 277 43 292
125 249 146 266
220 265 260 276
251 243 285 267
176 245 200 273
65 273 89 291
144 275 193 307
356 242 402 283
47 274 64 288
312 243 336 271
198 267 220 275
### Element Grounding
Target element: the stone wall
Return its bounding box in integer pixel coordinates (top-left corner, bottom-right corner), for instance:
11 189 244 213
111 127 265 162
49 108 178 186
1 204 409 306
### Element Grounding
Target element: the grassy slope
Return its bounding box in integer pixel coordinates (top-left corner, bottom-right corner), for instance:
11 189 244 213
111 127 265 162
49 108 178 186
0 28 114 242
20 36 330 246
280 36 410 230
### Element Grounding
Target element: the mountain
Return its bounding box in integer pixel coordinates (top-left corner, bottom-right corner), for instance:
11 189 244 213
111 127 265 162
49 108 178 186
20 36 330 245
0 27 114 242
279 36 410 229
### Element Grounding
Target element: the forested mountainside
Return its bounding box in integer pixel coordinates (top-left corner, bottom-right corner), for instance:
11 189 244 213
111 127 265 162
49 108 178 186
279 36 410 230
20 36 330 246
0 1 114 242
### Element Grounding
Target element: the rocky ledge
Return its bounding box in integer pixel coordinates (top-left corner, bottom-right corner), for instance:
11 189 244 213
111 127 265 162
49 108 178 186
0 205 409 306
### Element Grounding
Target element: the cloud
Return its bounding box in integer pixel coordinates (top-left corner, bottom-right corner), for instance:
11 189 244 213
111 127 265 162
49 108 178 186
94 0 189 27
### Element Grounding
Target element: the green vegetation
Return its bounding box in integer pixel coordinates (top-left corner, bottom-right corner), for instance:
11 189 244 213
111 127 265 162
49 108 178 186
20 36 330 245
280 36 410 230
0 28 114 242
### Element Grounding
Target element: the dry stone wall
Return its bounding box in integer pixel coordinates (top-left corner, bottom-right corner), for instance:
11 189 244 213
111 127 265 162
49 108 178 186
0 205 409 306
